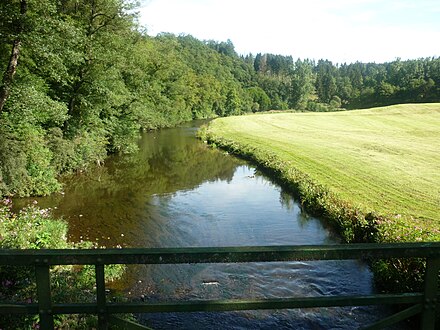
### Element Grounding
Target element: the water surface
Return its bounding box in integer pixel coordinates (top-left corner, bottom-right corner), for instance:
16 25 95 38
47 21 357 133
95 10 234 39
17 122 398 329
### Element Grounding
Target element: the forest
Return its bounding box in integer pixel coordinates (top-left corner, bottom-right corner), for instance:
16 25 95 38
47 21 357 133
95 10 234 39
1 0 440 198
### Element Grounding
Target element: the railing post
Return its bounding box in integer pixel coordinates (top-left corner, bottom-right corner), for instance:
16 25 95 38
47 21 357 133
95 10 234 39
35 264 54 330
96 263 108 330
421 257 440 330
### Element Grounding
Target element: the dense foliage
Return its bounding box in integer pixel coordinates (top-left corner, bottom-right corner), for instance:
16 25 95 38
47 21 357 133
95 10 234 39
1 0 439 197
252 54 440 111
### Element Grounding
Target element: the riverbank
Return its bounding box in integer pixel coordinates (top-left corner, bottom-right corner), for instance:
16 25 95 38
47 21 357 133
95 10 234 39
199 103 440 291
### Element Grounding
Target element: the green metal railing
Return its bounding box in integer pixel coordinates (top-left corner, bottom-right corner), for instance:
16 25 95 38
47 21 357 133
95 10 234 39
1 242 439 329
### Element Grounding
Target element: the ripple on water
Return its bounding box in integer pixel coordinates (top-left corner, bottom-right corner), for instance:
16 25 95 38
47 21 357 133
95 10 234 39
15 125 408 329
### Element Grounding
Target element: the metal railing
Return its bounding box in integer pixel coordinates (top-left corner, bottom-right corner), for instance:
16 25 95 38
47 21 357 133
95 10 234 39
0 242 439 329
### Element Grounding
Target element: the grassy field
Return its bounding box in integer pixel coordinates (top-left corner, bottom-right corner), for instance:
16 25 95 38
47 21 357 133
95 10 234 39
203 103 440 242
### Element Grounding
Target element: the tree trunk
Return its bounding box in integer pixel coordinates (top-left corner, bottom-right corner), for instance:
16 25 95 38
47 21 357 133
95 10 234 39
0 0 27 114
0 40 21 113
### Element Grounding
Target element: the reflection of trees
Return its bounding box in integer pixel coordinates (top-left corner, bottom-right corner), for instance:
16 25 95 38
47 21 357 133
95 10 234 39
279 190 295 211
108 127 241 195
22 126 243 246
253 168 316 229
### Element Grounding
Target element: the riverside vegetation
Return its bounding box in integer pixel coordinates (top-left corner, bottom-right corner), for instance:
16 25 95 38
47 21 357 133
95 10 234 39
0 199 126 328
200 103 440 291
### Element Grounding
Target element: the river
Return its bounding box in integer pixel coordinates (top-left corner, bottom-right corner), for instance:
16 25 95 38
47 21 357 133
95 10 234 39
17 121 397 329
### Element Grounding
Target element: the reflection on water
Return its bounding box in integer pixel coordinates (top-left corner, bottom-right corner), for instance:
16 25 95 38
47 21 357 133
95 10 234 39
16 122 243 247
15 122 400 329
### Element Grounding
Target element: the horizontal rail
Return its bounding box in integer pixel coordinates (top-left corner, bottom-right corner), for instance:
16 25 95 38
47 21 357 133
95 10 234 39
1 242 439 329
1 242 440 266
0 293 427 315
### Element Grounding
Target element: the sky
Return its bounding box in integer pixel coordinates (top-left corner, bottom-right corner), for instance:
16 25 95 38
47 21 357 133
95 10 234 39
138 0 440 64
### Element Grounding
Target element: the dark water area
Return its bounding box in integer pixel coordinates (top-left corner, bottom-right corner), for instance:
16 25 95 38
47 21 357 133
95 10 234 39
15 121 401 329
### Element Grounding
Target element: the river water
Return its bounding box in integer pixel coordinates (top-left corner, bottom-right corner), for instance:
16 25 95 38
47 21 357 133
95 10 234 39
18 121 396 329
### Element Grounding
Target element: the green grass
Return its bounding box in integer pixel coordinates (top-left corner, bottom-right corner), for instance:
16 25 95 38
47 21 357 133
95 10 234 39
203 103 440 243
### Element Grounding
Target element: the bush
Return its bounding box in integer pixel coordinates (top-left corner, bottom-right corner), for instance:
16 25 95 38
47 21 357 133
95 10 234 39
0 199 125 329
0 116 61 197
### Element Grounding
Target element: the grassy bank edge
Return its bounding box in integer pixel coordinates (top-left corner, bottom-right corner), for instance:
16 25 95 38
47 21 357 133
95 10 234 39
199 127 378 243
198 124 429 292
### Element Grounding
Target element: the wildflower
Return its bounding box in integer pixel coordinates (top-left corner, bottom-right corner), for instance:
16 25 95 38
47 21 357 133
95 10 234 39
2 279 13 287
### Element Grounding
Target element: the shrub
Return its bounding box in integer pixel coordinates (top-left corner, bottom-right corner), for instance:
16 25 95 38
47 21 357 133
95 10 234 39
0 117 61 197
0 199 125 329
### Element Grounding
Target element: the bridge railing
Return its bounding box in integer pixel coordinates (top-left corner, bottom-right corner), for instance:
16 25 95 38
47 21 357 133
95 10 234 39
0 242 439 329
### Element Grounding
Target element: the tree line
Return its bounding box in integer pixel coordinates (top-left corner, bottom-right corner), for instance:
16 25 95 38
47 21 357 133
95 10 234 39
252 54 440 111
1 0 439 197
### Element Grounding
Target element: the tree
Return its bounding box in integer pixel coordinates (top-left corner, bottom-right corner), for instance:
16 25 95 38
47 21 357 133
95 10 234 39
0 0 27 113
315 59 337 103
378 81 396 97
248 86 271 111
329 95 342 109
224 88 241 116
254 53 262 72
289 59 315 109
336 76 353 104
